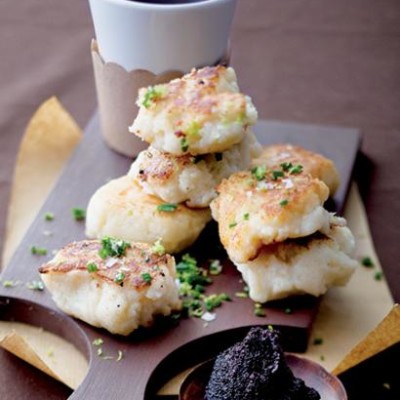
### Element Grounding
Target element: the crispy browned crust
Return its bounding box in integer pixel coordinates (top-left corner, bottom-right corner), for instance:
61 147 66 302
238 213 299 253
252 143 340 194
136 148 194 183
211 169 329 262
39 240 174 290
134 66 248 138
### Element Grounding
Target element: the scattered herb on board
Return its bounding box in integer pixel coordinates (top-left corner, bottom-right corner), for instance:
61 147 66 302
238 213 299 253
175 254 230 319
26 280 45 291
279 199 289 207
157 203 178 213
209 260 223 276
361 256 374 268
374 271 384 281
254 303 266 317
2 280 17 288
31 246 48 256
44 212 54 221
203 293 231 312
92 338 124 361
87 262 98 273
72 207 86 221
99 237 131 259
243 213 250 221
313 337 324 345
92 338 103 347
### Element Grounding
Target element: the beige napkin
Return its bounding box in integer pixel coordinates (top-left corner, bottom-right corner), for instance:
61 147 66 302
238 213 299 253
2 97 82 268
1 98 396 393
0 322 88 390
304 183 394 370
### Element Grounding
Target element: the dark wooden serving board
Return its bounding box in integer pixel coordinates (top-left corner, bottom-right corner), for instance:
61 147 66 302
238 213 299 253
0 114 360 399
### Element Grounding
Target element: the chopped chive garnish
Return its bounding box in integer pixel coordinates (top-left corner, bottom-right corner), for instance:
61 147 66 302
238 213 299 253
289 164 303 174
176 254 230 319
3 280 16 288
114 271 125 286
361 256 374 268
31 246 48 256
243 213 250 221
209 260 223 275
141 272 152 284
320 355 325 361
44 212 54 221
235 292 248 298
26 280 45 291
180 137 189 152
157 203 178 213
374 271 383 281
87 263 98 273
203 293 230 312
151 239 166 256
92 338 103 346
279 199 289 207
72 207 86 221
251 166 266 181
191 308 204 318
313 337 324 345
99 237 131 259
186 120 201 139
254 308 266 317
229 221 237 228
142 85 166 108
280 162 293 172
271 170 284 180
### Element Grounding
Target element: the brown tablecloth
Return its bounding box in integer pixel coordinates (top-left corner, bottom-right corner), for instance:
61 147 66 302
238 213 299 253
0 0 399 299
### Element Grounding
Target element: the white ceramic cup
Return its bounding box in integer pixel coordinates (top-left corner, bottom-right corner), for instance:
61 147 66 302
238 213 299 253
88 0 238 73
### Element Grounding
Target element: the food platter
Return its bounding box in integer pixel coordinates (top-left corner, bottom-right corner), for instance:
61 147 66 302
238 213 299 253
0 113 360 399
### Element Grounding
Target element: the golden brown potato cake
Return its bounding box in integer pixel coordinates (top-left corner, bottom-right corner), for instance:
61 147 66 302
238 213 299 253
210 167 330 263
234 216 358 303
252 143 340 195
39 240 181 335
129 66 257 155
85 175 211 254
128 131 261 207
